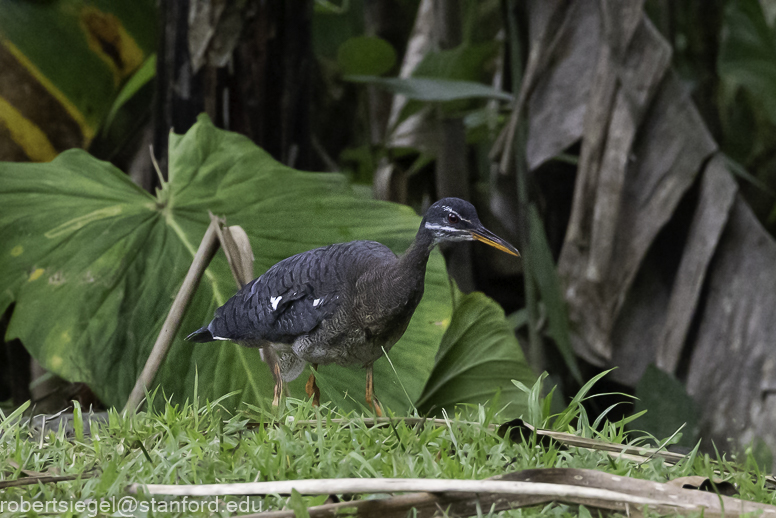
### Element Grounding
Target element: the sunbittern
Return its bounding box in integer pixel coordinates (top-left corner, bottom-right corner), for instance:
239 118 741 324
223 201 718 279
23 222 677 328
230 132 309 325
186 198 520 415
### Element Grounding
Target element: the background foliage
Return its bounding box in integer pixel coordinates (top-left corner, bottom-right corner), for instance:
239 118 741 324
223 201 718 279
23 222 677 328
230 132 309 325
2 0 776 470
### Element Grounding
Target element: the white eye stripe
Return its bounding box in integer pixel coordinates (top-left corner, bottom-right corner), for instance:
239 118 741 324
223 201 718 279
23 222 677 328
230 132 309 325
424 222 468 233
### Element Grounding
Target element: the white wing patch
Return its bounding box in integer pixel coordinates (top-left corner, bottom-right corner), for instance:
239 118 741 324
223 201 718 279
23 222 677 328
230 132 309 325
270 296 282 311
313 298 321 307
211 336 231 341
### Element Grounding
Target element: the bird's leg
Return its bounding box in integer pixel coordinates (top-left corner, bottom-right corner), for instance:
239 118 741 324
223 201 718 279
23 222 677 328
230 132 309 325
271 360 284 408
305 363 320 406
262 348 287 408
365 364 383 417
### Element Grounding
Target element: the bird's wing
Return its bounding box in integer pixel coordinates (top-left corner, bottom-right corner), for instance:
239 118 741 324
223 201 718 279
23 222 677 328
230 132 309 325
207 241 397 344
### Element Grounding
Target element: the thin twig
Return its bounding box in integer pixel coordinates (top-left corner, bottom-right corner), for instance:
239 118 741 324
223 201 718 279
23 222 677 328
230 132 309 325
252 416 688 465
638 423 686 466
249 416 474 430
515 421 688 464
211 215 254 288
126 477 690 509
123 220 220 413
0 471 97 490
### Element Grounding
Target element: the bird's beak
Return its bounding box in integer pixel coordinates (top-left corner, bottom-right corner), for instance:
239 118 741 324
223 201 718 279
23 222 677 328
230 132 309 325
470 227 521 257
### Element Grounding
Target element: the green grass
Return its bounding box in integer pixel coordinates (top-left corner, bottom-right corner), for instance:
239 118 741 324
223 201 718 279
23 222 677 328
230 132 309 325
0 375 774 517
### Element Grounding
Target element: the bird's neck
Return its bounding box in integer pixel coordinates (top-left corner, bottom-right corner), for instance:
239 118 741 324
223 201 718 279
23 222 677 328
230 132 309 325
397 227 435 284
360 227 434 328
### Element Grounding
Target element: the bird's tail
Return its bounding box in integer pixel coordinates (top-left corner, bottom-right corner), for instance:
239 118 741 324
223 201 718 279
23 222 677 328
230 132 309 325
185 326 214 342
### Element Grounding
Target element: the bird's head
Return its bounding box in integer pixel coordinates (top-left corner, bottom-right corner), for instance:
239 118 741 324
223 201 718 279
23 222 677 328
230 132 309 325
421 198 520 256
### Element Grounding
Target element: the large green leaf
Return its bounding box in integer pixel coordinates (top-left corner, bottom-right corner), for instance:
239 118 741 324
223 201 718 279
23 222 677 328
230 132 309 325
415 291 537 418
0 115 452 413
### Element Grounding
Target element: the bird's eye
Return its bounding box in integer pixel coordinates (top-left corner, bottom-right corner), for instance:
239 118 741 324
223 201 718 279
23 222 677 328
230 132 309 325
447 213 460 224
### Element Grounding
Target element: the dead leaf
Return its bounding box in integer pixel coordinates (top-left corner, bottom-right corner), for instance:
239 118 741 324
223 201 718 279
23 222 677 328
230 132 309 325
518 0 776 466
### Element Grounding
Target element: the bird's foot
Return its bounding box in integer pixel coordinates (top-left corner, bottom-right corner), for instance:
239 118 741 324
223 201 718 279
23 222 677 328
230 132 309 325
365 390 383 416
370 398 384 417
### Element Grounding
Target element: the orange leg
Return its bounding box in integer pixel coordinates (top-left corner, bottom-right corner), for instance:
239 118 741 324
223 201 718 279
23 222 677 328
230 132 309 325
365 364 383 417
305 364 320 406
